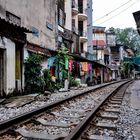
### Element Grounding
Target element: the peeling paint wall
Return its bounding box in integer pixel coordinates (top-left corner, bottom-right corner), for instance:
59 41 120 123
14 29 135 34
0 37 15 95
0 0 57 50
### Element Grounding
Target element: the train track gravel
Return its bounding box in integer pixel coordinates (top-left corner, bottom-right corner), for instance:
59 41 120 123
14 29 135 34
0 81 127 139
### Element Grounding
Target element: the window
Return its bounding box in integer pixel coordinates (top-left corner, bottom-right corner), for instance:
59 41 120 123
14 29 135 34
72 19 76 32
58 9 65 27
58 0 65 27
81 43 84 53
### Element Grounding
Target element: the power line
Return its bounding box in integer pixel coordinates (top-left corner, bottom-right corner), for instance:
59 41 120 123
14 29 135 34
96 0 140 26
94 0 133 22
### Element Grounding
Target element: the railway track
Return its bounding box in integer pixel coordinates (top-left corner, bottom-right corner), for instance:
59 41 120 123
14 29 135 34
65 81 132 140
0 80 131 139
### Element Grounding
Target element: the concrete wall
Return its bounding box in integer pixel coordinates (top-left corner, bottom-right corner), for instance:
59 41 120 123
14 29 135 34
6 38 15 94
0 0 56 50
65 0 72 30
0 37 15 95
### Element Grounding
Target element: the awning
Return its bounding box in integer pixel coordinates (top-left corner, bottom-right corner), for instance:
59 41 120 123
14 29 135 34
0 17 31 33
71 53 111 69
26 42 51 57
0 17 32 43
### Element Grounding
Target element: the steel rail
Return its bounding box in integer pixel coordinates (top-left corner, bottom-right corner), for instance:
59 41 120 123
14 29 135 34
0 80 128 134
64 80 132 140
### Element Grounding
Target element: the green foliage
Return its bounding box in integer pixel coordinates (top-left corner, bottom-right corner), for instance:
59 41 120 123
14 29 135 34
55 45 73 80
120 61 130 79
24 53 45 94
43 69 54 92
43 69 63 92
70 78 80 87
114 27 140 56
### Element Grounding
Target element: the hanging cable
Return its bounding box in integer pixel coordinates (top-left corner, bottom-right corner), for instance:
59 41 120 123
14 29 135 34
96 0 140 26
94 0 134 22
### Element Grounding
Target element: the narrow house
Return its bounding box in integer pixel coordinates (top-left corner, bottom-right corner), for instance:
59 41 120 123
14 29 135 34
0 17 30 97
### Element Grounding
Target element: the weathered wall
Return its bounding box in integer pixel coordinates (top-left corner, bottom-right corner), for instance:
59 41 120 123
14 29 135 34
6 38 15 94
0 37 16 95
0 0 56 50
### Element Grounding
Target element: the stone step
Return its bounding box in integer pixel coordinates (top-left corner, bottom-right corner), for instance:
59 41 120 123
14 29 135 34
36 118 78 127
95 122 116 130
88 134 114 140
16 128 67 140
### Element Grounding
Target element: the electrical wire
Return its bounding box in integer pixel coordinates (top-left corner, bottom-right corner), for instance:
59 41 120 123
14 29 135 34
96 0 140 26
94 0 134 22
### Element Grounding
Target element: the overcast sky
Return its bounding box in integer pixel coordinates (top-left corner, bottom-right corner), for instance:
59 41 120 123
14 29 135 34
93 0 140 29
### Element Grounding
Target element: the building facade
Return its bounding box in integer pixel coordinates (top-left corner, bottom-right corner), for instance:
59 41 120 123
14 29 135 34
92 26 106 63
0 0 95 96
0 0 57 96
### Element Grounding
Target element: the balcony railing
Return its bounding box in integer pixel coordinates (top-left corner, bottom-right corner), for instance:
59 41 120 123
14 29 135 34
79 30 87 42
78 6 87 14
78 6 87 21
72 0 78 9
72 0 78 15
79 30 87 37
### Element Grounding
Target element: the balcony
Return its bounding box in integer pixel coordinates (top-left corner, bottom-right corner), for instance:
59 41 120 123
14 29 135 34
72 0 78 15
79 30 87 43
78 7 87 21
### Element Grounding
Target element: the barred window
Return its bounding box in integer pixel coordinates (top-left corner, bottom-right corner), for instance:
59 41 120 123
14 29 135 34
58 8 65 27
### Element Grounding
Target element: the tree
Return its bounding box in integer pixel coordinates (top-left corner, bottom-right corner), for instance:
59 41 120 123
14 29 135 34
114 27 140 56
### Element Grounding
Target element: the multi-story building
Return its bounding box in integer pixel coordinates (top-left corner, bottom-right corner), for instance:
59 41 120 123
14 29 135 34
0 0 94 96
64 0 93 57
78 0 91 58
62 0 80 54
92 26 106 64
71 0 80 54
0 0 57 96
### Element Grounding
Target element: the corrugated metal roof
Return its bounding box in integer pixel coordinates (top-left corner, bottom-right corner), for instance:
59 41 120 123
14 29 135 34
0 17 32 33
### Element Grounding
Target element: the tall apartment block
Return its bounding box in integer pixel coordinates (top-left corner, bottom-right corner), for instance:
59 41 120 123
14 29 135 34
64 0 93 58
60 0 93 58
